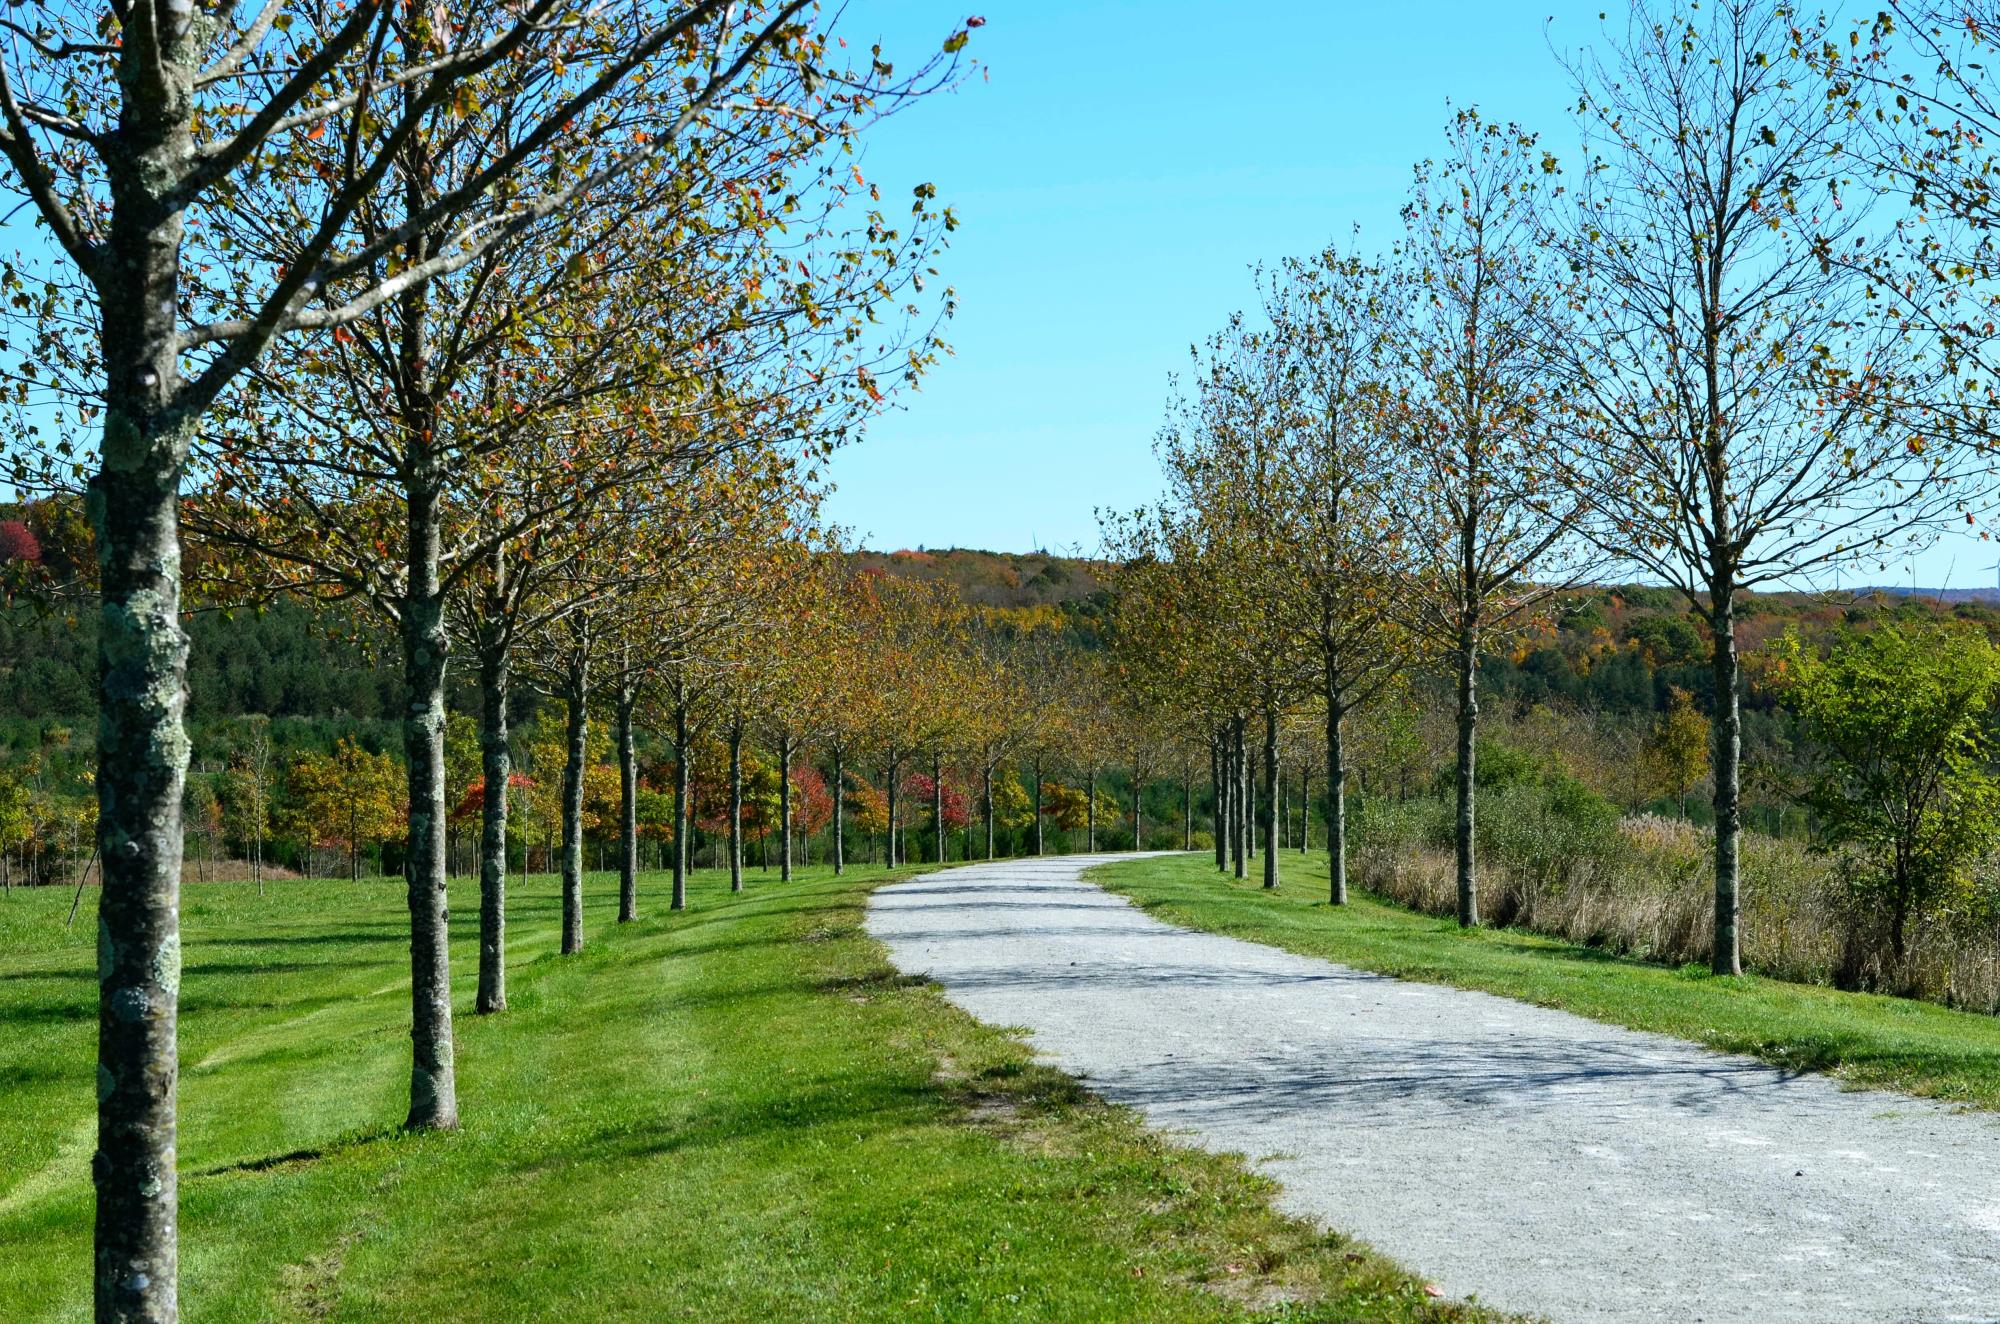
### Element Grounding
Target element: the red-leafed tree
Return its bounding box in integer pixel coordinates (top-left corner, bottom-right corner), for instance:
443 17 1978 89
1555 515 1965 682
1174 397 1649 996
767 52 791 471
0 520 40 564
903 771 972 832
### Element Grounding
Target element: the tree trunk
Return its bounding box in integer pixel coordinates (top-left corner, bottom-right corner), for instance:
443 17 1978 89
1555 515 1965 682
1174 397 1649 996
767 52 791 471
1278 757 1287 857
1131 776 1141 851
729 719 744 893
1709 580 1743 975
779 732 794 883
672 702 689 911
1262 705 1280 890
1891 848 1912 965
983 759 995 860
400 491 458 1132
932 750 945 865
476 642 510 1013
1231 718 1247 880
559 648 589 956
1183 762 1193 852
1232 720 1248 868
831 745 845 876
1087 766 1097 851
1455 623 1480 929
1032 754 1044 856
1328 697 1348 906
616 686 638 923
885 751 899 867
1300 761 1310 854
1212 737 1226 870
92 305 195 1321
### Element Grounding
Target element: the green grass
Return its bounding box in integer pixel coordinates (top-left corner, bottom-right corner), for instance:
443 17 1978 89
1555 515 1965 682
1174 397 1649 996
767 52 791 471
0 862 1510 1323
1093 852 2000 1109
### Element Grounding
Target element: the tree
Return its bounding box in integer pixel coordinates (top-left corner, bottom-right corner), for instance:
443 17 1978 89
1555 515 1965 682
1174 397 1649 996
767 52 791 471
960 631 1030 859
1110 308 1326 890
842 572 972 867
1814 5 2000 458
1008 620 1082 859
0 6 972 1305
0 768 28 894
283 739 405 882
1054 658 1119 854
1264 248 1412 903
1551 0 1974 973
1646 687 1711 819
442 712 481 880
218 717 274 895
1385 111 1588 927
1775 624 2000 968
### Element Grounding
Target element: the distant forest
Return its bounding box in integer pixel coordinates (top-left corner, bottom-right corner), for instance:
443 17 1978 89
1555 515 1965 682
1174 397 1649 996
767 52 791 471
8 541 1994 736
10 529 2000 904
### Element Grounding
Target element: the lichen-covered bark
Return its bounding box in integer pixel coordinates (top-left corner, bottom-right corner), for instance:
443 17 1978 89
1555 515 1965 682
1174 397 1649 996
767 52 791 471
983 759 995 859
1184 763 1195 853
1086 766 1097 852
616 687 638 923
1032 754 1044 856
728 719 744 893
884 749 900 867
671 702 689 911
1455 624 1480 928
91 30 208 1304
778 732 793 882
476 642 510 1013
1262 705 1280 890
401 494 459 1132
932 750 945 864
1211 737 1226 870
92 406 192 1324
830 744 844 876
1709 579 1743 975
1242 719 1256 863
1299 763 1310 855
1327 695 1349 906
1230 718 1247 880
558 648 589 955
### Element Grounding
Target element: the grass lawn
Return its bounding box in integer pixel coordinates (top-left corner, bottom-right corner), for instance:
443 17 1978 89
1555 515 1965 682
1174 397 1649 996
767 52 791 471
1093 852 2000 1110
0 861 1507 1323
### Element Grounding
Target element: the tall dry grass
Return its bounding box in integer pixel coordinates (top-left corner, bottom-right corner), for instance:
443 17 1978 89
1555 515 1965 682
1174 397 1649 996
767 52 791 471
1352 798 2000 1013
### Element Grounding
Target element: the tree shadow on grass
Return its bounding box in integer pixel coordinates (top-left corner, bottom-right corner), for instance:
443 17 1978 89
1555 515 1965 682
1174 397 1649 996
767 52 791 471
4 1000 93 1025
578 1056 1085 1171
814 967 931 996
191 1123 403 1180
214 927 408 949
185 959 391 980
0 966 95 982
0 1061 72 1087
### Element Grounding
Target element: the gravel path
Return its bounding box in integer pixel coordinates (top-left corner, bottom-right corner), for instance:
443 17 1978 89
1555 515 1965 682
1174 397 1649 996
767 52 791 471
865 855 2000 1324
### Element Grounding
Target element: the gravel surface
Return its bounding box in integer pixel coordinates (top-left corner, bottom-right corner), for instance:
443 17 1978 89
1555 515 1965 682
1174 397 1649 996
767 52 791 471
865 855 2000 1324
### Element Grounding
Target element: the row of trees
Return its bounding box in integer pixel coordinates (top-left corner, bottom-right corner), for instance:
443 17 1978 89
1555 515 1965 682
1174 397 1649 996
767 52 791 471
0 4 984 1318
1107 0 2000 978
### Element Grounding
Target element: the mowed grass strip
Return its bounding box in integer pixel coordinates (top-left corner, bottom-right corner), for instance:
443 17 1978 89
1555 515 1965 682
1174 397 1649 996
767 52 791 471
1093 852 2000 1110
0 863 1511 1323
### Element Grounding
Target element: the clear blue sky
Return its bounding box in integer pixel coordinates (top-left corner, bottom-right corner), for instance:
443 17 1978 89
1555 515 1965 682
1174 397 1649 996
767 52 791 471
830 2 1996 590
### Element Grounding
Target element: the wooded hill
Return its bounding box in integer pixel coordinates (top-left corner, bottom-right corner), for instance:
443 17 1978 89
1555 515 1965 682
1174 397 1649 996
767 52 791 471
9 538 1995 733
